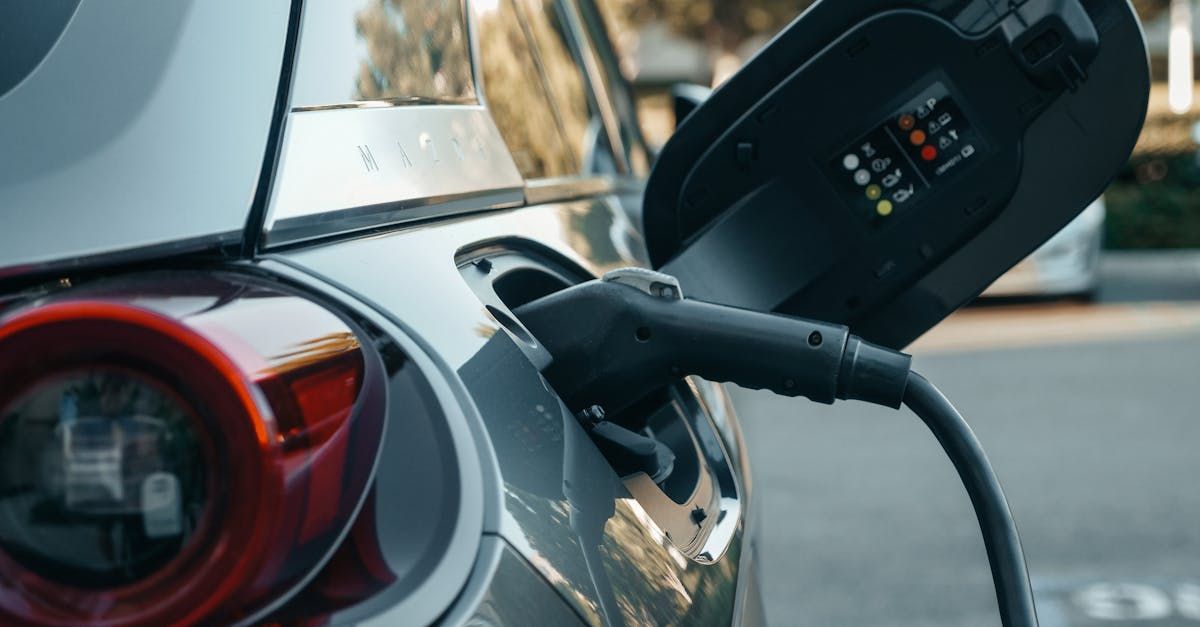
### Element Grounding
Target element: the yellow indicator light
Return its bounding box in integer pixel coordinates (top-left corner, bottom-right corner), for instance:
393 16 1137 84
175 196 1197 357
865 184 882 200
876 200 894 216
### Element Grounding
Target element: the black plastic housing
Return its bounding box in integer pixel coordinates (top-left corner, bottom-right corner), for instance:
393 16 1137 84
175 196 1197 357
643 0 1148 348
516 278 913 414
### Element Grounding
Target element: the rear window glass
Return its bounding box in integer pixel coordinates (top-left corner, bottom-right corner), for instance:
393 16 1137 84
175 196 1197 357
577 0 651 175
291 0 476 109
477 0 579 178
479 0 619 178
519 0 603 172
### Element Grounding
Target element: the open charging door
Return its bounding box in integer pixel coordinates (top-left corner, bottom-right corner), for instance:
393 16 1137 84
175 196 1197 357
643 0 1149 348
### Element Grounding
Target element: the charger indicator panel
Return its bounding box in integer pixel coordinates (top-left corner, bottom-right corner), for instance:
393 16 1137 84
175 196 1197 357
828 82 987 222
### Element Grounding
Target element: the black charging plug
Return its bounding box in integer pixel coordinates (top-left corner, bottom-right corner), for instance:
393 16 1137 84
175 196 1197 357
516 268 912 416
517 268 1039 627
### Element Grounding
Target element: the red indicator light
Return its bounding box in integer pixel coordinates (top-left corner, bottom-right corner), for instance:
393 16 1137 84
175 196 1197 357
921 145 938 161
909 129 927 146
898 114 916 131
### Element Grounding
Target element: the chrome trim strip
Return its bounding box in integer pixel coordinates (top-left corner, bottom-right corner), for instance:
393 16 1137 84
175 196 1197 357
523 176 614 205
291 96 479 113
622 439 732 563
266 189 524 248
262 105 525 248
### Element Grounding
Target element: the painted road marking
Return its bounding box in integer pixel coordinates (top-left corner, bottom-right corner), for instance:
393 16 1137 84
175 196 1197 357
1036 579 1200 626
910 301 1200 355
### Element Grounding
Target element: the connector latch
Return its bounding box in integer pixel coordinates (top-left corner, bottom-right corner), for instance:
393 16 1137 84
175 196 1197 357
1002 0 1099 92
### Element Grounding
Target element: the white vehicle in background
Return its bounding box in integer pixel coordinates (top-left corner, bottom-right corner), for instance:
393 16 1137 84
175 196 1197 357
985 197 1106 299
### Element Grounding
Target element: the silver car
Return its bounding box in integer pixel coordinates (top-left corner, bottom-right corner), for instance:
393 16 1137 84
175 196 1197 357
0 0 760 624
985 198 1106 298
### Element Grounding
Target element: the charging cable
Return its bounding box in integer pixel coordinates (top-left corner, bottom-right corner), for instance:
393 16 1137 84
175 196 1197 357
516 268 1038 627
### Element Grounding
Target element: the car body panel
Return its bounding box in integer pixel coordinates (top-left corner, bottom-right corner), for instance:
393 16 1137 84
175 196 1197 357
984 198 1106 297
0 0 290 276
456 538 587 627
268 198 752 625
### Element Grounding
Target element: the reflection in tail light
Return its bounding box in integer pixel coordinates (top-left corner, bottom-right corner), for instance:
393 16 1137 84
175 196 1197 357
0 367 208 588
0 274 385 626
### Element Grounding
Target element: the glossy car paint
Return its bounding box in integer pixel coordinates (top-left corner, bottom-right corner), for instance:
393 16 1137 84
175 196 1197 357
0 0 763 624
0 0 291 275
260 198 758 625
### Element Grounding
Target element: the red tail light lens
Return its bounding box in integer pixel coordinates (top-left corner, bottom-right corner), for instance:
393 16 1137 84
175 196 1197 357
0 275 385 626
0 367 208 588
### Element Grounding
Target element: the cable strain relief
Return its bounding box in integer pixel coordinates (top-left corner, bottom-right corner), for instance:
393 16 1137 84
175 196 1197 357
836 336 913 408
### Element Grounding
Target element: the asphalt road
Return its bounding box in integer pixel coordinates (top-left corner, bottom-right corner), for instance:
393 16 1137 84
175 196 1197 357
736 252 1200 626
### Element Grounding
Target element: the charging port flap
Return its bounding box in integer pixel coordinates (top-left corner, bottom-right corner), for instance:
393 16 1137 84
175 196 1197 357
643 0 1148 348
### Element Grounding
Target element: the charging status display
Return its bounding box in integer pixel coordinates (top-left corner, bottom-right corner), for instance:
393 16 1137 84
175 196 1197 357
828 82 985 223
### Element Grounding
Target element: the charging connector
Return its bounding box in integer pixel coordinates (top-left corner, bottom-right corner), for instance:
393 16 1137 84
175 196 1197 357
517 268 912 415
517 268 1038 627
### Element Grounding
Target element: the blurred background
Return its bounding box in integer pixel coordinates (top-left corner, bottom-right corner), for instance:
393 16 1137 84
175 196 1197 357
597 1 1200 625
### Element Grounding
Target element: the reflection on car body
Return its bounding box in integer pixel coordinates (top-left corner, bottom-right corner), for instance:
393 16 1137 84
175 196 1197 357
986 198 1106 299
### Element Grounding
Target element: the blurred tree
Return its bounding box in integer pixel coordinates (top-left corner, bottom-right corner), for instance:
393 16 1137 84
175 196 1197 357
519 0 596 167
614 0 1172 84
623 0 809 57
1132 0 1171 20
613 0 812 82
476 0 579 178
353 0 475 102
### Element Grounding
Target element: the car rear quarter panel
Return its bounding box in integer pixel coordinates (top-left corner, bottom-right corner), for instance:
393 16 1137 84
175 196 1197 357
267 198 752 625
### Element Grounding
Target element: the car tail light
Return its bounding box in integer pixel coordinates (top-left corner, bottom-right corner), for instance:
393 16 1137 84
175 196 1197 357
0 274 385 626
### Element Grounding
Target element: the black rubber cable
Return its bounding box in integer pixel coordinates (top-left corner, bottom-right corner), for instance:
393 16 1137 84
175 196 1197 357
515 276 1039 625
903 372 1039 627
